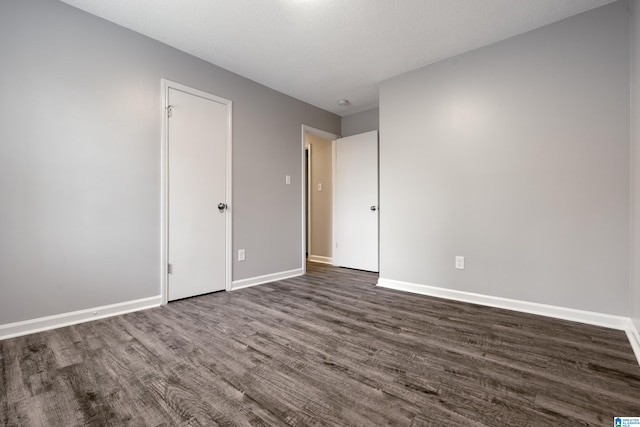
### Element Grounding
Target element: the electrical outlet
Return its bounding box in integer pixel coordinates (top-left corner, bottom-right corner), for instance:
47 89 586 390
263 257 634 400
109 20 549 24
455 256 465 270
238 249 246 262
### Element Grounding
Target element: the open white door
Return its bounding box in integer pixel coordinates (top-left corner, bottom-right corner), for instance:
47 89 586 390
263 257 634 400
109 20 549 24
333 130 379 272
164 82 231 301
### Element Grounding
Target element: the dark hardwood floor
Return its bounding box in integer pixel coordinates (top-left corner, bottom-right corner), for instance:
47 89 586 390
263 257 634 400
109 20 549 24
1 262 639 426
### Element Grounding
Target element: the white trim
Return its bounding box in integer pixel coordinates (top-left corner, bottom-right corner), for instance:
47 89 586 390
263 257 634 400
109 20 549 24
308 255 333 265
161 80 169 304
224 96 233 294
332 138 337 265
231 268 304 291
377 278 630 330
301 125 340 274
161 79 233 304
302 125 341 141
0 296 161 341
627 319 640 367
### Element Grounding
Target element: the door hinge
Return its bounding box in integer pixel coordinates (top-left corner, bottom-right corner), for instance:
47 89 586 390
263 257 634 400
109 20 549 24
168 263 173 274
166 105 174 118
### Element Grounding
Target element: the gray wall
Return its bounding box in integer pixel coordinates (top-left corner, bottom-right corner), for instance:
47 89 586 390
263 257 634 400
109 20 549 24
632 0 640 331
306 134 333 259
379 1 630 315
0 0 339 325
341 108 379 137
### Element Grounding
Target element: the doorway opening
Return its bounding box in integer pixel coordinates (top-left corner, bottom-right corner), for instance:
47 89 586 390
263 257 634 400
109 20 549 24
301 125 340 273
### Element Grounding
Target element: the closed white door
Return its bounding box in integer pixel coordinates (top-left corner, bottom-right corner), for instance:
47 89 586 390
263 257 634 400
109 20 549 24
167 86 230 301
334 130 379 272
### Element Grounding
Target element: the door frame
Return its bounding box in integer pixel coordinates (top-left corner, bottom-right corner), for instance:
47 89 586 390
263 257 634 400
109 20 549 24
160 79 233 305
300 125 340 273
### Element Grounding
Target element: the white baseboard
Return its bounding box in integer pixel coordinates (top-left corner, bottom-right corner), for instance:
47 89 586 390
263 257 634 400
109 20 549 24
308 255 333 265
0 295 162 341
627 319 640 367
231 268 304 291
377 278 630 331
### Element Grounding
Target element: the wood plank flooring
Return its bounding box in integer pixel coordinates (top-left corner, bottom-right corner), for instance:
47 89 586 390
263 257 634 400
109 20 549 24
1 262 639 426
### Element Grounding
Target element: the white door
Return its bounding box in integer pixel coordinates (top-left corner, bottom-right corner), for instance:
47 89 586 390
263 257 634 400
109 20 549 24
333 130 379 272
167 85 230 301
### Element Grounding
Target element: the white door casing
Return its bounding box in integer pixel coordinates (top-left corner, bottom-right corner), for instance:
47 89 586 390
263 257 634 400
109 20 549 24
333 130 379 272
161 80 232 303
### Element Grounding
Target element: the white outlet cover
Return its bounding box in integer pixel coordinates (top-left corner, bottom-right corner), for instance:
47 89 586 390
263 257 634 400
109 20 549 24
455 256 465 269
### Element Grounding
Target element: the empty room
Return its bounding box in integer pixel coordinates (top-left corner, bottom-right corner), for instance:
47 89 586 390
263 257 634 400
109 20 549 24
1 0 640 425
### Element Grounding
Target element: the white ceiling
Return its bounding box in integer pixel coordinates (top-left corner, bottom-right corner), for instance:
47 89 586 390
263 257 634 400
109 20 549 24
59 0 616 116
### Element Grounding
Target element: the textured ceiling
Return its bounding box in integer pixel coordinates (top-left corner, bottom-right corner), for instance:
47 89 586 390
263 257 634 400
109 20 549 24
59 0 616 116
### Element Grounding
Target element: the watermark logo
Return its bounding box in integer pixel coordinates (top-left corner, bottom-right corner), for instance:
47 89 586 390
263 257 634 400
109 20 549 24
615 417 640 427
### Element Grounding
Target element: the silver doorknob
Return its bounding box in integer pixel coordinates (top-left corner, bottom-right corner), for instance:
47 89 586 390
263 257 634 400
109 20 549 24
370 206 377 211
218 203 227 212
